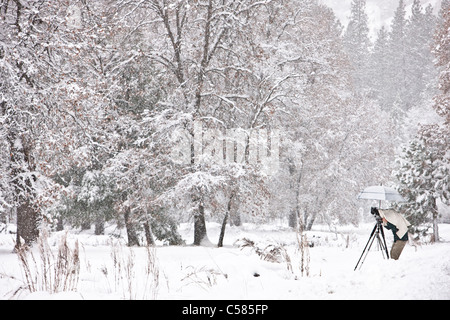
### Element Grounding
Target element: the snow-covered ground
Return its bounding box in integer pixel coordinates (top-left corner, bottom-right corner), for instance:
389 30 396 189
0 221 449 300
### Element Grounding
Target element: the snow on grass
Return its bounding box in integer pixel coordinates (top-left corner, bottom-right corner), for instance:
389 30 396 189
0 222 449 300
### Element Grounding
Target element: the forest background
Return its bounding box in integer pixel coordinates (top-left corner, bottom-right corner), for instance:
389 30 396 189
0 0 449 249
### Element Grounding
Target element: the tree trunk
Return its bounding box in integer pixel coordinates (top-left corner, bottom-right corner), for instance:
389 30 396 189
81 220 91 230
218 192 234 247
288 210 297 229
433 217 440 242
144 222 156 246
194 203 207 245
432 198 440 242
9 132 39 249
217 212 228 248
124 208 140 246
56 216 64 231
15 199 39 248
306 212 316 231
94 218 105 235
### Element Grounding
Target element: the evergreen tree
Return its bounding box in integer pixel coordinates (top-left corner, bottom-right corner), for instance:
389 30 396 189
404 1 437 111
388 0 408 114
433 0 450 125
343 0 371 94
395 0 450 242
394 128 447 241
370 26 391 109
367 0 438 144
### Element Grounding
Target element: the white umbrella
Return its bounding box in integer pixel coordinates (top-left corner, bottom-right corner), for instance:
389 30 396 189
357 185 406 203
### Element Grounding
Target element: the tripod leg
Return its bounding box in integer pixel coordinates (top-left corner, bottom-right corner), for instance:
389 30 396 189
354 224 377 271
359 230 378 269
379 224 389 259
375 233 387 259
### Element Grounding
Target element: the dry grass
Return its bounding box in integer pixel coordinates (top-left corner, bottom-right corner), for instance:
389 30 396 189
14 232 160 299
235 227 311 278
16 230 80 294
110 243 160 299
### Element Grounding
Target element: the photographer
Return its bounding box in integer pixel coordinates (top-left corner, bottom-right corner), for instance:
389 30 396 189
372 208 410 260
382 217 408 260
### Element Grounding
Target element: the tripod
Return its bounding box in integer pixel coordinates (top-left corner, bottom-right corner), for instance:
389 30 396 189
354 219 389 271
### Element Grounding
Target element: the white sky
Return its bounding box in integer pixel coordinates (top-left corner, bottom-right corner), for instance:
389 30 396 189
320 0 442 41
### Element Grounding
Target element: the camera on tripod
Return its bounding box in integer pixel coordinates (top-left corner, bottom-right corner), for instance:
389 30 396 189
354 207 389 270
370 207 383 223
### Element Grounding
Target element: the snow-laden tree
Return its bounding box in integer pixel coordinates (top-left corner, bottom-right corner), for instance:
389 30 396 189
258 1 396 230
433 0 450 125
394 125 448 241
366 0 438 144
0 0 112 248
404 1 437 112
343 0 371 94
3 0 439 248
396 1 436 112
101 0 387 242
0 128 12 225
92 0 285 245
369 27 393 110
384 0 408 117
394 0 450 242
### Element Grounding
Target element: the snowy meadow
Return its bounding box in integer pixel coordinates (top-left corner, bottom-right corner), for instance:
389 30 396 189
1 0 449 307
1 221 449 300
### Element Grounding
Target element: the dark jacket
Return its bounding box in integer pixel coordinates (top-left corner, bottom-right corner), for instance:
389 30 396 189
384 221 408 242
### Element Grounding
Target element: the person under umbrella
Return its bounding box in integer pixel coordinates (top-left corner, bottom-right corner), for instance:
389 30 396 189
355 185 409 267
372 207 411 260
